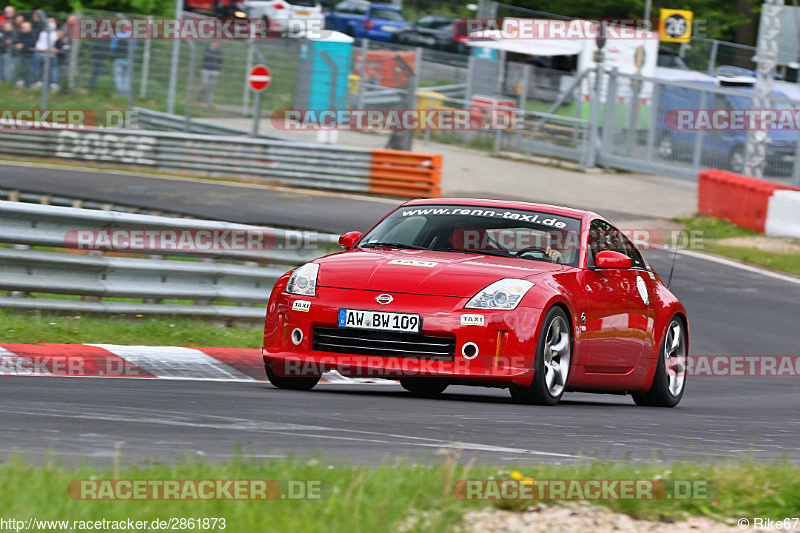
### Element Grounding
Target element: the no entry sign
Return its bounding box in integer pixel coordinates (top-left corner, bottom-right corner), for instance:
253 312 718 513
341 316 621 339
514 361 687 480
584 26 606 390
248 65 271 92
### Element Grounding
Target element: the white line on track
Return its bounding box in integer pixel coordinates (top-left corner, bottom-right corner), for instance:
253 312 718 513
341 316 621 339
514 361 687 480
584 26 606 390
676 248 800 285
3 404 578 459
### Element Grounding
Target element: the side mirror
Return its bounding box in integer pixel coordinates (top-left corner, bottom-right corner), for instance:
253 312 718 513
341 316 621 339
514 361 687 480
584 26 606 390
338 231 362 249
594 250 632 269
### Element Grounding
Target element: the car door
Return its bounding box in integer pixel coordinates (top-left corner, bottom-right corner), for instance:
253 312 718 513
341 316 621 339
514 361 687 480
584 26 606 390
579 220 651 373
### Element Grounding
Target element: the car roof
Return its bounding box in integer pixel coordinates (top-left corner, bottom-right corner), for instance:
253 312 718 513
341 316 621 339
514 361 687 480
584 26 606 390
365 2 402 10
401 197 601 222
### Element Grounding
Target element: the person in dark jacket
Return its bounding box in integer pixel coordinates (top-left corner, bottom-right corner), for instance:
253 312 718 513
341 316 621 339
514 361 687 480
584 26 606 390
0 19 14 81
197 41 222 105
13 21 36 87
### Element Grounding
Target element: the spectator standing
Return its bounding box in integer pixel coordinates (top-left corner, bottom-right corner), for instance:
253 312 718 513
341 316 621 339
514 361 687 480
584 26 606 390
0 5 15 25
57 14 75 84
110 28 134 95
197 41 222 106
31 9 44 34
0 20 13 81
33 19 58 89
13 21 35 88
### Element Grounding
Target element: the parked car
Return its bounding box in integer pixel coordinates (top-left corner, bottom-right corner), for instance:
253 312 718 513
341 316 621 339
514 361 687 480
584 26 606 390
392 15 467 54
656 81 797 175
185 0 247 18
245 0 324 35
325 0 408 41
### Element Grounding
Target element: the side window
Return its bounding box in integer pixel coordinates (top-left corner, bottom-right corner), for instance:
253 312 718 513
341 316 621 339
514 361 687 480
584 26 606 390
587 219 612 266
588 219 634 267
620 233 646 269
334 1 349 13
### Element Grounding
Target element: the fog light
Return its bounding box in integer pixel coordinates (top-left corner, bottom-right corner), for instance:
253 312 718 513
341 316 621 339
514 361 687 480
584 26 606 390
462 342 479 360
291 328 304 346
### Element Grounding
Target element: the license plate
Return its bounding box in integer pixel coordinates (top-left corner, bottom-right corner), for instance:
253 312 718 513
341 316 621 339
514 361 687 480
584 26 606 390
338 309 421 334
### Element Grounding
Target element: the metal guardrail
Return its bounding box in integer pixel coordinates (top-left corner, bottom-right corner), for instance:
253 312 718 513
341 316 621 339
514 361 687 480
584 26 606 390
133 108 284 140
0 201 339 319
0 128 443 197
0 128 376 193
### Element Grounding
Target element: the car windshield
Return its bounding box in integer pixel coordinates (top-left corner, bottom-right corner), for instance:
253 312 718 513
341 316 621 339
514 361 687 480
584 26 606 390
358 205 582 266
371 7 405 21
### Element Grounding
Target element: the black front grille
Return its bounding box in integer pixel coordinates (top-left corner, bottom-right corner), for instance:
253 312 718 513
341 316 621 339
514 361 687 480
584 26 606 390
312 327 456 360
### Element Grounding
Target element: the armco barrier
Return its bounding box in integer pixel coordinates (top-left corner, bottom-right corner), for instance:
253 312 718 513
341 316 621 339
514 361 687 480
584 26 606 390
0 201 339 318
0 129 442 198
697 169 800 232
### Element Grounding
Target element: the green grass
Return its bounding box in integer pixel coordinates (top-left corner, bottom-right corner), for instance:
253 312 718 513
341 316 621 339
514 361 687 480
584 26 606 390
0 308 261 347
0 456 797 532
674 216 800 276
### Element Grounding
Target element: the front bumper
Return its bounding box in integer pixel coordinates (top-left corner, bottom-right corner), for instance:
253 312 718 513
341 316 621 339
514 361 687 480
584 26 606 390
262 287 542 386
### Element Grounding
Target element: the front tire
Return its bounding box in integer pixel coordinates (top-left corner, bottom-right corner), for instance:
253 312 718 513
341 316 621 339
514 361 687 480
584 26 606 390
265 362 320 391
632 317 687 407
510 307 572 406
400 378 448 397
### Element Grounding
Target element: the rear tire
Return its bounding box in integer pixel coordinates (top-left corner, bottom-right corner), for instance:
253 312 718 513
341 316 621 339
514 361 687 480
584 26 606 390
632 317 687 407
265 362 320 391
510 307 572 406
400 378 448 397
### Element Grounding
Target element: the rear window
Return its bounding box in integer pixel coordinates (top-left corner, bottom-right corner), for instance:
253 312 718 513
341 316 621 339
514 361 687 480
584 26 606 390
288 0 318 6
370 7 405 22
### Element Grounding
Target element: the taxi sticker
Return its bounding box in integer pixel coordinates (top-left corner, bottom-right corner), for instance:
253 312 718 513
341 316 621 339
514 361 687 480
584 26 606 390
292 300 311 312
461 314 485 326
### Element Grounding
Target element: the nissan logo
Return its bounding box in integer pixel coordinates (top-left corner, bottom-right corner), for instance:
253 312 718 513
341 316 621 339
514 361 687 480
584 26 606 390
375 294 393 305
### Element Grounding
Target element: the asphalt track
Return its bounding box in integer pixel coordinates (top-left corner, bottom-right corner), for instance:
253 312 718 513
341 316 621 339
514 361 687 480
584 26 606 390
1 164 799 465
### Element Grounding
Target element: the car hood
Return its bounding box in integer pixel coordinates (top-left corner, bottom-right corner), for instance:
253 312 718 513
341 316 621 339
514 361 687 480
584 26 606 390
315 249 563 297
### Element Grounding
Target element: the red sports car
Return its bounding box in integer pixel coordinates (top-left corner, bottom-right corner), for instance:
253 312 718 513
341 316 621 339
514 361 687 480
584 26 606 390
262 199 688 407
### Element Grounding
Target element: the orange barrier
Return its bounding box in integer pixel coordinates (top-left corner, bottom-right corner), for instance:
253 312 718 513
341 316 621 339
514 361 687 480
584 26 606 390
698 169 800 232
368 149 442 198
352 50 417 88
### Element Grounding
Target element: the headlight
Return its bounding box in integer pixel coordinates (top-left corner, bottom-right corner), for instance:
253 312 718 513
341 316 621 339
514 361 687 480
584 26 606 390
234 10 247 18
286 263 319 296
465 279 534 310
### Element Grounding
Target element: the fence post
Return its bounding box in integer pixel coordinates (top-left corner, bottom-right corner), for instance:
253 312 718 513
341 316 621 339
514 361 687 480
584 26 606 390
242 40 254 115
586 67 603 167
355 39 368 111
692 90 707 170
139 16 152 98
68 14 80 92
600 68 618 156
166 0 184 114
127 35 135 111
40 27 53 109
644 81 661 161
184 41 196 132
792 129 800 187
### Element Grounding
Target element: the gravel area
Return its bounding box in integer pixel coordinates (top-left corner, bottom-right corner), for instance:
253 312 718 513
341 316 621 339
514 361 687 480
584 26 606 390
460 502 756 532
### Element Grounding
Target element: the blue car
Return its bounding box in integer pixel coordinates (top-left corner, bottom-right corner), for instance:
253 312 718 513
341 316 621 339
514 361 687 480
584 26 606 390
325 0 408 41
655 81 797 175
